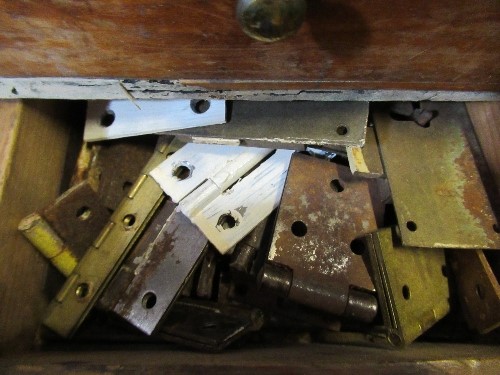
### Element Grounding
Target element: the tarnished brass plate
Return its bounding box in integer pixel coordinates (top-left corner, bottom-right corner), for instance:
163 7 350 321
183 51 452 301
374 102 500 249
366 228 449 346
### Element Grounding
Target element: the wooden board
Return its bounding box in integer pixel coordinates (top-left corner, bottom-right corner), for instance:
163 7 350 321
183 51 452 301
467 102 500 195
0 100 77 352
0 0 498 95
0 344 499 374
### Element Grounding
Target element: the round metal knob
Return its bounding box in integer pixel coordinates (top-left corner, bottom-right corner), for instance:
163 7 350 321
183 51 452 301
236 0 307 42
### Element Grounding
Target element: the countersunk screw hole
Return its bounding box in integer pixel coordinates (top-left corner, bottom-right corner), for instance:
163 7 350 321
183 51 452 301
218 214 238 230
336 125 348 136
123 214 136 228
11 87 18 95
291 221 307 237
350 239 366 255
172 164 192 181
75 283 90 299
100 110 115 127
142 292 157 309
76 206 91 221
402 285 411 300
190 99 210 114
330 179 344 192
406 221 417 232
475 284 485 300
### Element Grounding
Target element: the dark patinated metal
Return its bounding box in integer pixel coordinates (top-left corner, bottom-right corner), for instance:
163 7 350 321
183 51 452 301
262 153 378 322
450 250 500 334
230 218 270 274
42 180 110 259
160 299 264 352
99 200 209 335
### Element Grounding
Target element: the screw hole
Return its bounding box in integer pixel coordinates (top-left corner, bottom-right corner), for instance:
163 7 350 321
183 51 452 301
122 181 133 192
190 99 210 114
291 221 307 237
336 125 348 136
493 224 500 234
330 179 344 192
402 285 411 300
123 214 136 228
350 238 366 255
100 110 115 127
142 292 157 309
76 206 91 221
441 265 448 278
100 109 115 127
11 87 18 95
75 283 90 299
406 221 417 232
217 213 238 230
172 164 192 181
475 284 485 300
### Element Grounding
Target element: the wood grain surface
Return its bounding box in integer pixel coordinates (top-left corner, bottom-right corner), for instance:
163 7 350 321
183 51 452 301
0 101 76 353
0 1 499 92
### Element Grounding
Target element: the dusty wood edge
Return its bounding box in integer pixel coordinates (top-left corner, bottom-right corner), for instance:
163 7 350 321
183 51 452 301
1 78 499 101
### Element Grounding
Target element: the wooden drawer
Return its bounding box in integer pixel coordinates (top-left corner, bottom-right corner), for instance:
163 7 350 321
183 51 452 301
0 100 499 373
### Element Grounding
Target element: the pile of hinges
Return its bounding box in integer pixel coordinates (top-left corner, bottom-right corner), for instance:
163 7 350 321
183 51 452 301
20 100 500 351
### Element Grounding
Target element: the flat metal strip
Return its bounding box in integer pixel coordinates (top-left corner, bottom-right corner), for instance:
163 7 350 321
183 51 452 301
374 102 500 249
165 101 368 148
84 100 226 141
100 201 208 335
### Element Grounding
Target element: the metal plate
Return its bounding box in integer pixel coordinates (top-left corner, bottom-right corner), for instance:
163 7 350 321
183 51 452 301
268 153 376 293
84 100 226 141
92 137 157 210
100 200 208 335
150 143 271 204
42 181 110 258
450 250 500 334
374 102 500 249
42 137 177 337
165 101 368 148
366 228 449 346
346 126 384 178
191 150 293 254
160 299 264 352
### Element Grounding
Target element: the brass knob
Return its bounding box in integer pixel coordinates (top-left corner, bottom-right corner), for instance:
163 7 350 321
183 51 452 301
236 0 307 42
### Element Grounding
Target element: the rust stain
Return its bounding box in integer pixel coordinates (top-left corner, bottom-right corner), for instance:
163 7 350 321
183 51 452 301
270 154 377 292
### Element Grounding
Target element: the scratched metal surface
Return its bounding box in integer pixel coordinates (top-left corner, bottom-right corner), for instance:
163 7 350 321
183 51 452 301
374 102 500 249
268 153 376 294
100 200 208 335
